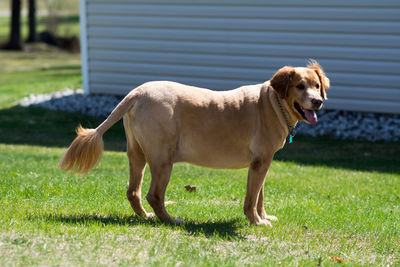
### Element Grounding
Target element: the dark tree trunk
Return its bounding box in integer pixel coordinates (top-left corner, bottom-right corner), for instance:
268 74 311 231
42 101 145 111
26 0 37 42
4 0 23 50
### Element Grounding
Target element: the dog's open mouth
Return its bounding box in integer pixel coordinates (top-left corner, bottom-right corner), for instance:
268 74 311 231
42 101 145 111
294 102 318 124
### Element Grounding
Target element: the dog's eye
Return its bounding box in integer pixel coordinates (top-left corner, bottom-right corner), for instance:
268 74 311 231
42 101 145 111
316 83 320 89
296 84 305 90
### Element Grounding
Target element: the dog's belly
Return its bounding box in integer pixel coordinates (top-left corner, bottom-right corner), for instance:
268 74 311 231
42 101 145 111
174 136 251 169
175 150 251 169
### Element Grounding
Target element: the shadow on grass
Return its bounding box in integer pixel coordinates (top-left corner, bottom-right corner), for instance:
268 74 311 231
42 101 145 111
0 104 399 174
34 213 244 240
274 136 400 174
0 105 126 151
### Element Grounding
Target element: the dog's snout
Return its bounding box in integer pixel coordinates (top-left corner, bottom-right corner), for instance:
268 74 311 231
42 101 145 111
311 98 323 109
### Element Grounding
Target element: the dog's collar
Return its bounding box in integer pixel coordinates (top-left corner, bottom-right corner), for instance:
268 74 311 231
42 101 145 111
275 93 297 143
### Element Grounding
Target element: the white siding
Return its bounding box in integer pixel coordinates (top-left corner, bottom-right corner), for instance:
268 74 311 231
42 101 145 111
83 0 400 114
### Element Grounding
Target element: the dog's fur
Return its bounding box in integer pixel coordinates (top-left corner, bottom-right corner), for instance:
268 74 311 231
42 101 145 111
59 61 330 226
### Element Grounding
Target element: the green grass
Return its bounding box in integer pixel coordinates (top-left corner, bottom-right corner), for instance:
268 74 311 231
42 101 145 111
1 144 399 266
0 43 400 265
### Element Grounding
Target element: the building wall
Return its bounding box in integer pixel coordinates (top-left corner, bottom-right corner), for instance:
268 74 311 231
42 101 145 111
81 0 400 113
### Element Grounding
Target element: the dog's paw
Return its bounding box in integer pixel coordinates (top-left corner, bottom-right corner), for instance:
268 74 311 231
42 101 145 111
264 215 278 221
145 212 155 219
170 218 186 225
258 219 273 227
249 216 273 227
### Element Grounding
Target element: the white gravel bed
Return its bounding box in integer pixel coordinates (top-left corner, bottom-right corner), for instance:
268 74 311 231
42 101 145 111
17 88 400 142
18 88 122 118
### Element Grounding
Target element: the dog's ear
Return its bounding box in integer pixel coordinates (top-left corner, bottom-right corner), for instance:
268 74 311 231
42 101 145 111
307 60 330 100
270 66 295 99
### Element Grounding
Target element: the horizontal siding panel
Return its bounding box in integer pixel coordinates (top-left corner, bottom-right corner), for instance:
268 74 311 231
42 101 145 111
326 99 400 114
87 0 400 8
328 86 400 102
87 38 400 62
89 61 400 89
88 27 400 49
89 63 262 82
88 49 400 75
89 73 254 91
332 73 399 89
88 4 400 21
87 15 400 34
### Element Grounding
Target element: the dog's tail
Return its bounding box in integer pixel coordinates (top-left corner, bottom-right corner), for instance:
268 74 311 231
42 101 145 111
58 90 139 175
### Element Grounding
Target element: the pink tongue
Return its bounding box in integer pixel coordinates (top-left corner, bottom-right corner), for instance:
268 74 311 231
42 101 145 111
304 109 318 124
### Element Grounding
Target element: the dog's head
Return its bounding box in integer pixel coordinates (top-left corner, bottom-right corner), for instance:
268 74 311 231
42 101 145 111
270 60 330 124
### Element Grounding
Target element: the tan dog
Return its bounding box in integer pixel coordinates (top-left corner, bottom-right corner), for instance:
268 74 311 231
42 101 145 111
59 60 330 226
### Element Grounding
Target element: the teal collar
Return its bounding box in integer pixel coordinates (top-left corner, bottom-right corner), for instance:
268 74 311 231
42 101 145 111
275 93 297 143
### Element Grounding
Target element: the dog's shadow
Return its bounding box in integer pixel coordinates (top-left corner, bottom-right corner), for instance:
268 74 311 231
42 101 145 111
34 213 244 240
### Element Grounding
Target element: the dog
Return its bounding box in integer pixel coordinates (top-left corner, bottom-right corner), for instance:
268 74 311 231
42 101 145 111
59 60 330 226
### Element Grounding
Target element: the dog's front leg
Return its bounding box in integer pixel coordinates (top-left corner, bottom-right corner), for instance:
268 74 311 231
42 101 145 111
244 154 273 226
257 184 278 222
257 183 267 219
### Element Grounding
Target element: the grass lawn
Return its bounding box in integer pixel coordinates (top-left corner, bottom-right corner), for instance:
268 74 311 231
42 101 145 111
0 39 400 266
1 142 399 266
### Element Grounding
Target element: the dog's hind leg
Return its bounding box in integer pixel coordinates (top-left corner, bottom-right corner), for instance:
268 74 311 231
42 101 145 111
146 159 183 224
126 146 153 218
124 116 152 218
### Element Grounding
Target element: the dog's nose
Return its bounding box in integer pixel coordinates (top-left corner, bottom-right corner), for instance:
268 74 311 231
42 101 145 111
311 98 323 109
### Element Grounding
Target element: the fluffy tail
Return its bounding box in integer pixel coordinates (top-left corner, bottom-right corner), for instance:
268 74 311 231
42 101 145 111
58 90 139 175
58 126 104 175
